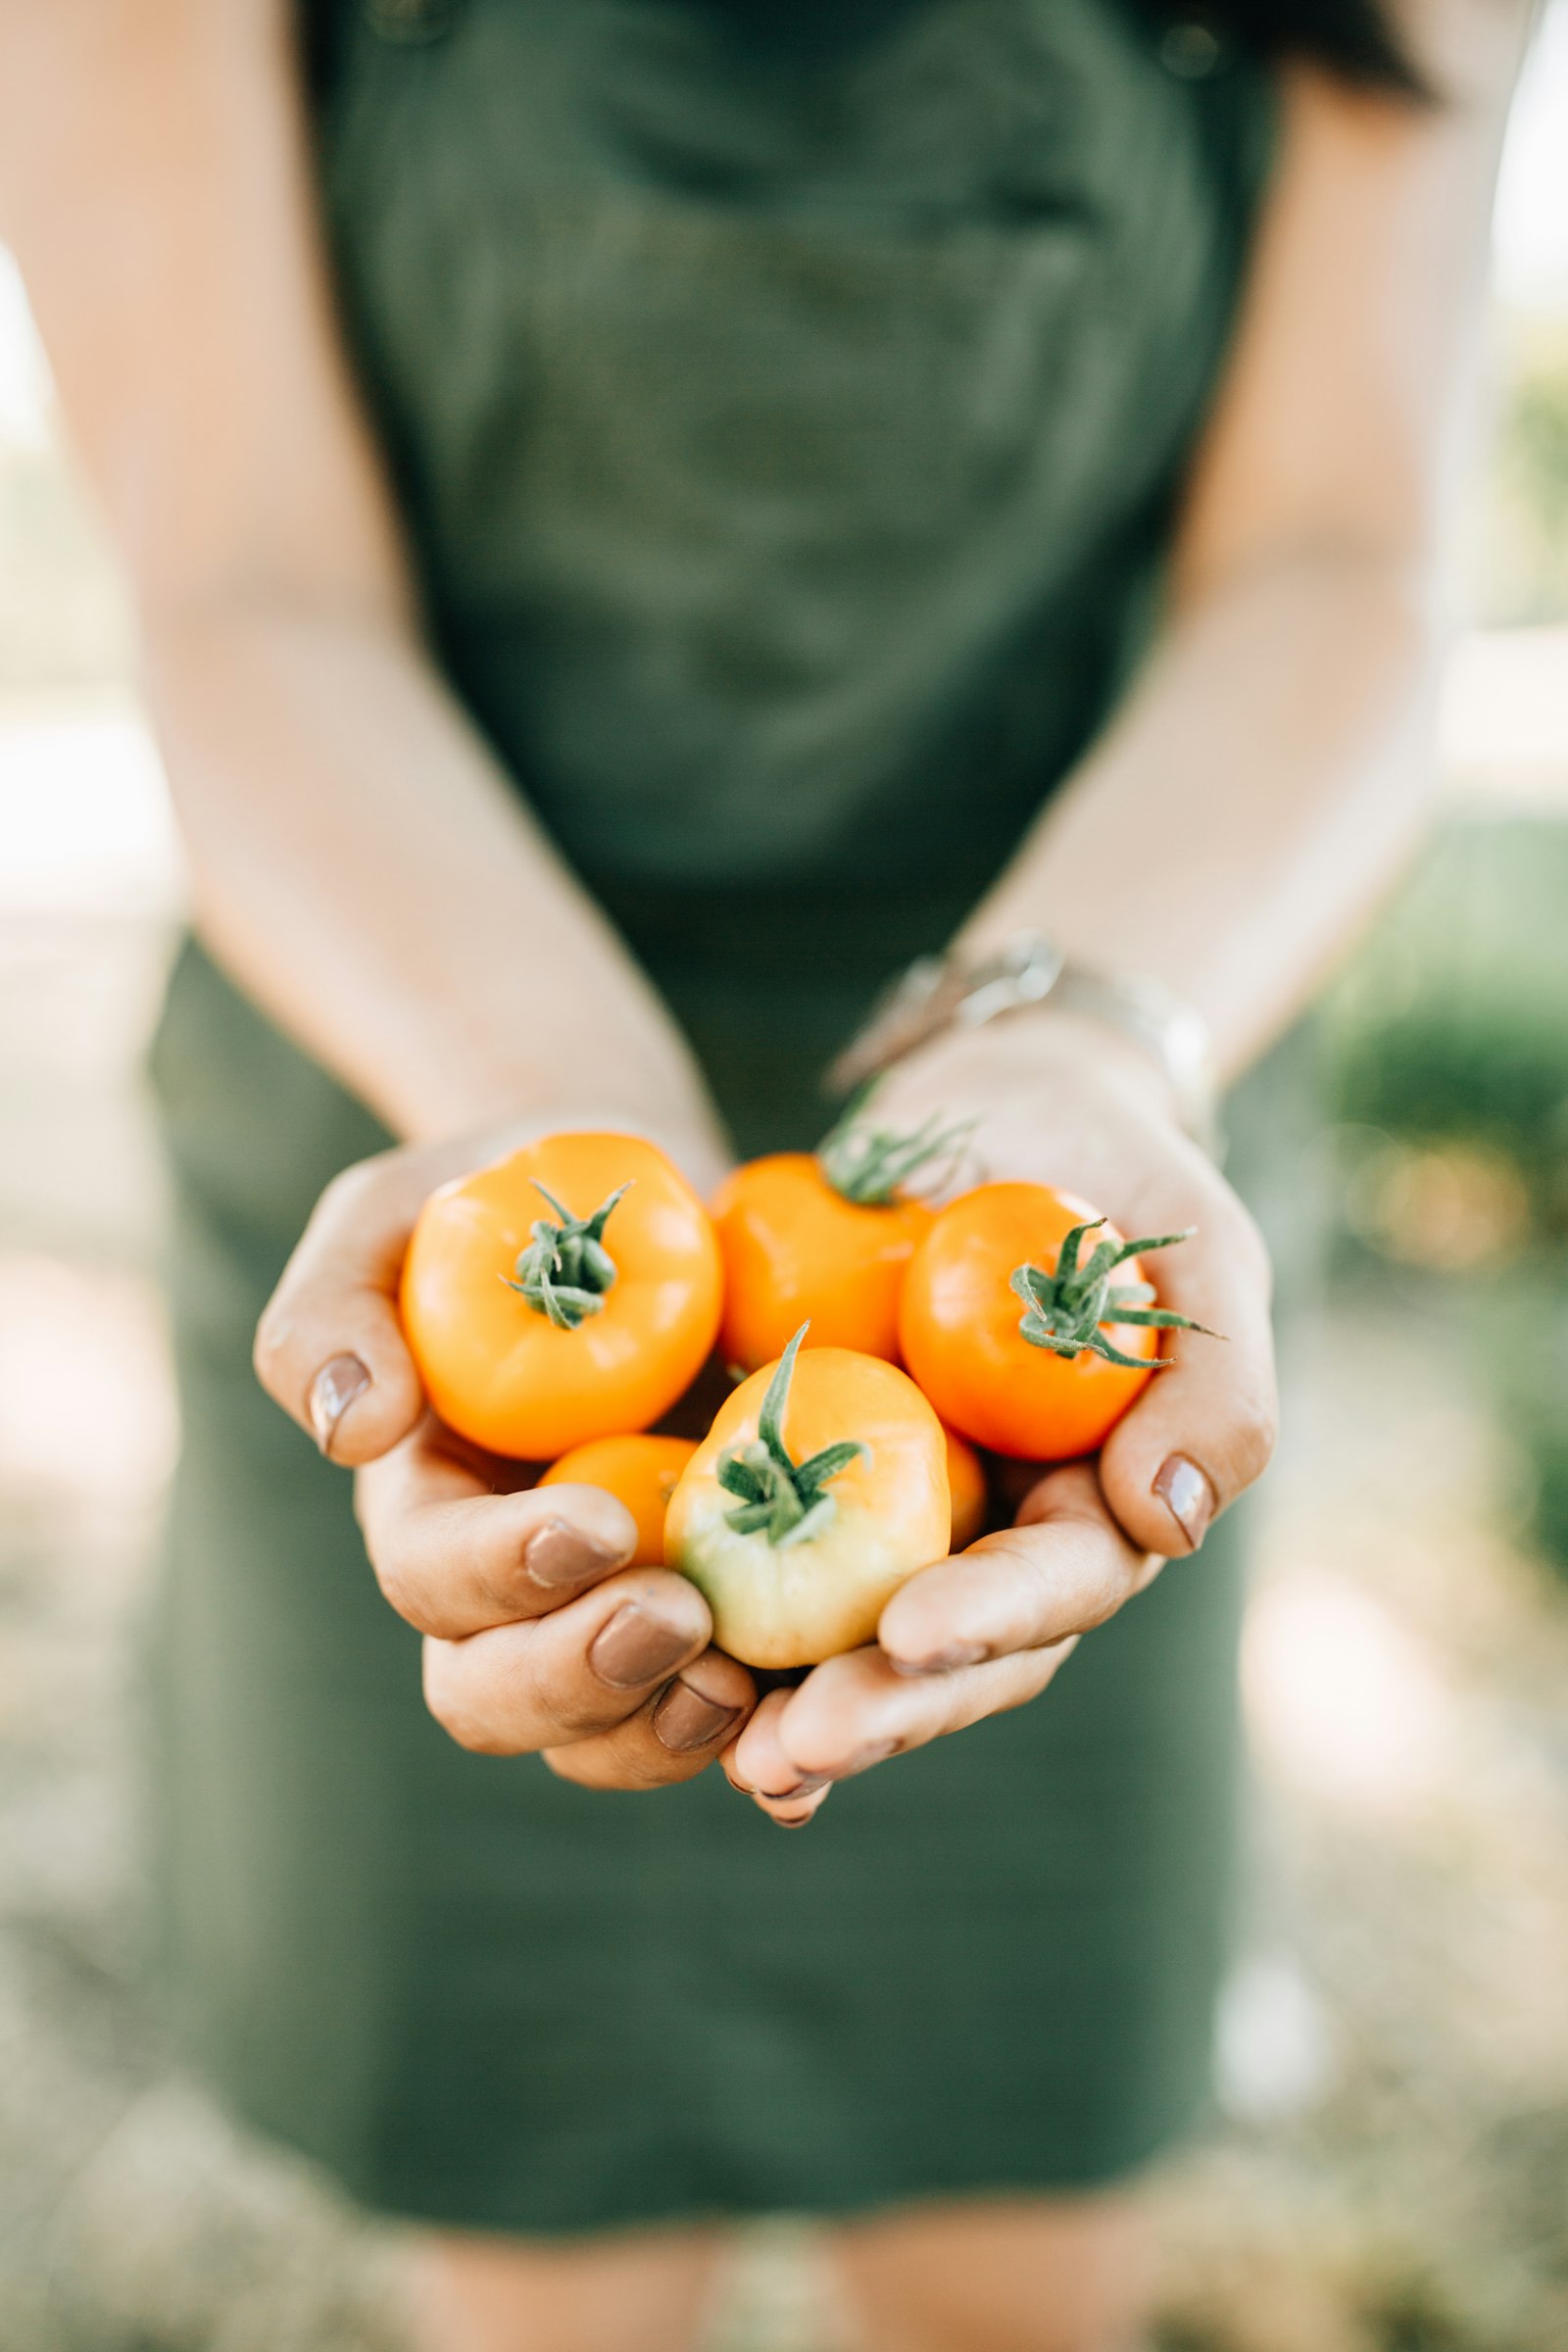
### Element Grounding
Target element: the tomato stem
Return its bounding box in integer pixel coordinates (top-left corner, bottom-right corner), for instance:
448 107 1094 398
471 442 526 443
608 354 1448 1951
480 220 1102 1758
816 1090 975 1207
1010 1218 1218 1369
502 1181 630 1330
716 1323 868 1546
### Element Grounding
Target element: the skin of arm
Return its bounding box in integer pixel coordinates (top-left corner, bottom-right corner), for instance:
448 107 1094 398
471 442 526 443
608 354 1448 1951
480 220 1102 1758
0 0 726 1165
0 0 746 1788
963 0 1532 1080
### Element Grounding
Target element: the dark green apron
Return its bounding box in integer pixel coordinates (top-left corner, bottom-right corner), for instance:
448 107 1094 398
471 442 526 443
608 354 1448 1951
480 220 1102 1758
148 0 1277 2230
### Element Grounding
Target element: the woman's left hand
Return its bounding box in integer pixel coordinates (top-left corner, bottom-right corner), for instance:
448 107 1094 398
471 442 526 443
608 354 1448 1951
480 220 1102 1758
721 1009 1278 1827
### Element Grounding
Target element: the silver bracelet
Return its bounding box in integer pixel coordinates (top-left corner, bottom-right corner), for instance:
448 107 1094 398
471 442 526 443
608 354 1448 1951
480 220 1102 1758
825 928 1219 1152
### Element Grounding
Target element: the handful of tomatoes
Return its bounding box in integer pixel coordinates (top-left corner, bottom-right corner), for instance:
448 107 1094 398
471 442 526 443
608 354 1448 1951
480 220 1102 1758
400 1108 1210 1668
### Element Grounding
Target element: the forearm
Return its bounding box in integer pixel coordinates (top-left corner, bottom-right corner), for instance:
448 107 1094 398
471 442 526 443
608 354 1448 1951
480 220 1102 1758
961 548 1441 1083
145 596 723 1152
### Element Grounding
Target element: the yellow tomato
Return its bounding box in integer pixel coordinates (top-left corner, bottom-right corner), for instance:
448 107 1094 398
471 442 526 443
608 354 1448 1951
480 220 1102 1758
665 1328 950 1668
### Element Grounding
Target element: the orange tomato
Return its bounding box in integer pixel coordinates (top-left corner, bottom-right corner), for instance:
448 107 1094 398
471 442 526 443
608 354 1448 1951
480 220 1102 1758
401 1132 722 1459
944 1425 988 1550
665 1328 950 1667
710 1106 965 1373
539 1434 698 1568
900 1184 1200 1461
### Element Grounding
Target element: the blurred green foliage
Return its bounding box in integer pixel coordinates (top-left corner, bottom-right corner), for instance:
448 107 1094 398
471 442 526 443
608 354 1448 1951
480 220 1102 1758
1323 818 1568 1574
1327 821 1568 1231
1480 318 1568 626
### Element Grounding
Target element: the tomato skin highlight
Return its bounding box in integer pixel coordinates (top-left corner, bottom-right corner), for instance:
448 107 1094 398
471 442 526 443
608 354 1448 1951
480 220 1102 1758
943 1425 988 1549
665 1346 950 1668
539 1434 697 1568
401 1133 722 1459
711 1152 934 1373
900 1185 1159 1461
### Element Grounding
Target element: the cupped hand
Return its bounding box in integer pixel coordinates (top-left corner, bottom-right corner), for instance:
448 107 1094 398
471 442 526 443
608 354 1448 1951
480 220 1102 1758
723 1010 1278 1827
253 1114 754 1788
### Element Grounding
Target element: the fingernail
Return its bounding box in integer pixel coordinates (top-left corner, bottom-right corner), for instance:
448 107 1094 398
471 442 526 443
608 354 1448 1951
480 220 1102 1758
757 1773 831 1801
1153 1454 1216 1551
654 1678 743 1752
308 1353 370 1457
840 1738 898 1779
890 1641 987 1678
589 1603 697 1690
523 1518 623 1592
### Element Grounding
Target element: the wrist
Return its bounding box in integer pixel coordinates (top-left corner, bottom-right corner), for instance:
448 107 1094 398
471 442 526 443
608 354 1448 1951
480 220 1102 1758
875 1008 1185 1137
830 927 1214 1150
396 1013 728 1172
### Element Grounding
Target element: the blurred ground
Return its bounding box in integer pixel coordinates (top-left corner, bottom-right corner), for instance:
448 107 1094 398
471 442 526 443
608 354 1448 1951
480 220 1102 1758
4 17 1568 2344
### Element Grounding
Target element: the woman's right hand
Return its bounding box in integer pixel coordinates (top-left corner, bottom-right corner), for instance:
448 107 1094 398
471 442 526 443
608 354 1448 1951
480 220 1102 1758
253 1123 757 1789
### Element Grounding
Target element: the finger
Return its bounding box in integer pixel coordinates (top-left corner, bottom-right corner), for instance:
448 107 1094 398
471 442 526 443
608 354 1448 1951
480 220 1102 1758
732 1639 1077 1790
420 1566 715 1757
1097 1184 1278 1556
254 1151 434 1465
875 1463 1155 1675
544 1647 757 1791
720 1689 836 1828
356 1423 639 1638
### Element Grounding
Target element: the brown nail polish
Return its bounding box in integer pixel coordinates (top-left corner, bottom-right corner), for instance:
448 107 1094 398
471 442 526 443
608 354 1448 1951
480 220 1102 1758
1153 1454 1216 1551
589 1602 696 1690
653 1679 743 1753
890 1641 986 1678
308 1353 370 1457
523 1518 621 1592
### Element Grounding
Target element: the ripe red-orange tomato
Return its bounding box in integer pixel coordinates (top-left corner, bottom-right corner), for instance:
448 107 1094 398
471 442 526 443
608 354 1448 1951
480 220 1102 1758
539 1435 698 1569
943 1425 989 1550
900 1184 1188 1461
401 1132 721 1459
712 1154 933 1372
710 1107 967 1373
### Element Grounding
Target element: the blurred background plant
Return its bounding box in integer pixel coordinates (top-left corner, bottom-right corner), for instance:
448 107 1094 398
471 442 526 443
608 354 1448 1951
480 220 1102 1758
2 11 1567 2351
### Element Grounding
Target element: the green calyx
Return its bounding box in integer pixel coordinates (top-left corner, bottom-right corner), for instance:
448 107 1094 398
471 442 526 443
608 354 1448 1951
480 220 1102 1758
717 1323 868 1548
1010 1218 1215 1371
816 1091 974 1208
503 1181 631 1330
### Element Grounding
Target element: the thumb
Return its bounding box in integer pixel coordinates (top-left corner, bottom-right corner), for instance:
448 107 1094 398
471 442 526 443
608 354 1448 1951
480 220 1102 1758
253 1148 433 1464
1096 1192 1277 1556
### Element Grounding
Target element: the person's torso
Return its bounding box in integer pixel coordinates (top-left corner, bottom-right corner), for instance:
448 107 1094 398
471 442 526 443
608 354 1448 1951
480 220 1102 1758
308 0 1275 900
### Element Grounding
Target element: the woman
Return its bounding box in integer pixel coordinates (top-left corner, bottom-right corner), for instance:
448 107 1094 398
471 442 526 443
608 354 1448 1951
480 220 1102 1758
1 1 1527 2346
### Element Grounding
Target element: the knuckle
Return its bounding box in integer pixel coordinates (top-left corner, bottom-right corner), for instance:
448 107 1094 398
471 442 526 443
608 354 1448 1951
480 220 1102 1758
1225 1386 1279 1487
420 1644 511 1753
542 1740 650 1791
317 1158 384 1221
616 1740 690 1792
551 1685 624 1742
251 1298 292 1390
373 1552 439 1638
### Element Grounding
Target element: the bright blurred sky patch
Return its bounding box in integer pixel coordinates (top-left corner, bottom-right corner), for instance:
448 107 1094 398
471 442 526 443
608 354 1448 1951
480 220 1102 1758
1493 0 1568 310
0 249 48 450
